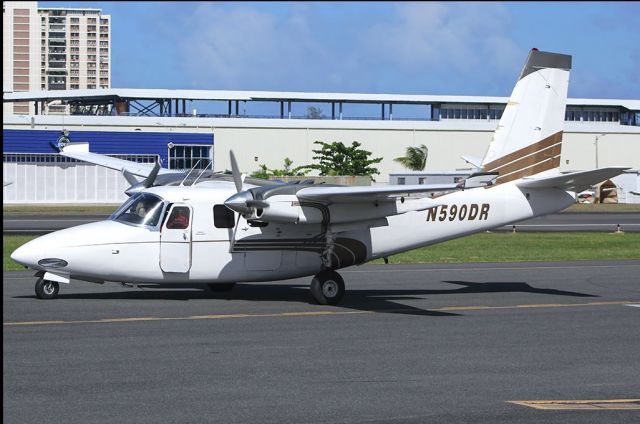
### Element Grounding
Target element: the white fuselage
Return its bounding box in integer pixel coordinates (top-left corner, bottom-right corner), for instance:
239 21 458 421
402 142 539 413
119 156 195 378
11 181 575 286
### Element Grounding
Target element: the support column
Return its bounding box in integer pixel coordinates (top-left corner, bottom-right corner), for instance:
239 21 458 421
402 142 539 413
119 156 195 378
235 100 239 116
280 101 284 119
339 102 343 120
389 103 393 121
381 104 385 120
331 102 335 120
287 101 291 119
228 101 232 116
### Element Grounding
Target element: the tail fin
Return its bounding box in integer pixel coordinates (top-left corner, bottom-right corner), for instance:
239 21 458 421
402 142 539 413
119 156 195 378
482 49 572 185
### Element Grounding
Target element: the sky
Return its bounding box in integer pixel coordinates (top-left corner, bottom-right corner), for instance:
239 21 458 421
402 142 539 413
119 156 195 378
41 1 640 100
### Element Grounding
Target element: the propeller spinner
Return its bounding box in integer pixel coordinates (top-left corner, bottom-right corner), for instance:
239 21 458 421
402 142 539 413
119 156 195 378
224 151 268 216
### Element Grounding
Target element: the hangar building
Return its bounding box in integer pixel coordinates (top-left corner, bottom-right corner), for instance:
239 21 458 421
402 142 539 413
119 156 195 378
3 89 640 203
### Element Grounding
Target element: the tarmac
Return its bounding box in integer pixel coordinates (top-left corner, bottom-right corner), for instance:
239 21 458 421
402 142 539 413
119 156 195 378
4 261 640 423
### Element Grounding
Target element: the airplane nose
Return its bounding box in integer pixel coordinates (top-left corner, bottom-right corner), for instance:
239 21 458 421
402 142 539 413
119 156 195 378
10 236 65 269
10 242 37 267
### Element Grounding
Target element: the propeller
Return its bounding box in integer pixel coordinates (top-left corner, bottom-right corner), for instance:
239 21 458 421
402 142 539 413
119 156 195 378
224 151 268 216
124 160 161 196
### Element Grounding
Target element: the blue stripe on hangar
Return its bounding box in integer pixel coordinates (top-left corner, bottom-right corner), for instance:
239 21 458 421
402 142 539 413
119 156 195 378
2 129 214 165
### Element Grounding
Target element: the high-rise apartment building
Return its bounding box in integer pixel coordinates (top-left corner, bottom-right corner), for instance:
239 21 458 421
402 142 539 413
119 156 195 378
3 1 111 115
3 1 40 115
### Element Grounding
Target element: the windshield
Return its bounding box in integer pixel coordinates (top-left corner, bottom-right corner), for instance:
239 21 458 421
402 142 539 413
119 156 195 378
111 193 164 227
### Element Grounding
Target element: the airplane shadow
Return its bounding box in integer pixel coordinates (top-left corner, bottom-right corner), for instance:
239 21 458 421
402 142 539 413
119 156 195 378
14 280 597 318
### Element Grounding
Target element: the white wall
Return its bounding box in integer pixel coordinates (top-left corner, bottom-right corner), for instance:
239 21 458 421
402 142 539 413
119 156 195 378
3 161 129 204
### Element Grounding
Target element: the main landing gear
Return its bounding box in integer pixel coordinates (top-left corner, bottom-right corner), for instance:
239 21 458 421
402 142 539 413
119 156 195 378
310 270 345 305
35 277 59 300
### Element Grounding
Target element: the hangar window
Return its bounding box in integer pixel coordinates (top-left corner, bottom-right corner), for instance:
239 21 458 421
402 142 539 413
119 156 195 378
168 144 212 170
213 205 235 228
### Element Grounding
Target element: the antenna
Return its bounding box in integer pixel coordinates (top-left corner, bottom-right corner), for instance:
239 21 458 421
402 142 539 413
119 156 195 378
179 160 201 186
192 160 213 186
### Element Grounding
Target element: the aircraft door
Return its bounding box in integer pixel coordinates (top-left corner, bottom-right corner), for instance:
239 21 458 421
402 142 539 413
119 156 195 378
160 204 193 273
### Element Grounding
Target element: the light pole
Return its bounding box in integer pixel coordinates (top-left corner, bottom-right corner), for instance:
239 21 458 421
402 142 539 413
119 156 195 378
594 133 606 169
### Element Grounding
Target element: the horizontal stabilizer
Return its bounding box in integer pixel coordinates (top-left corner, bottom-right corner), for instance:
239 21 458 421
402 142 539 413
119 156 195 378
461 155 483 168
461 172 499 189
516 167 629 192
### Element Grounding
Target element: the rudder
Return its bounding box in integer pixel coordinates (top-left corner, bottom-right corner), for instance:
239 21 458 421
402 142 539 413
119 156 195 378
482 49 572 185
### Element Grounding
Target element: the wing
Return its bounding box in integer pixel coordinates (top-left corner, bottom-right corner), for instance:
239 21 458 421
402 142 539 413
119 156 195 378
60 143 172 177
296 184 457 203
225 172 499 225
517 167 629 192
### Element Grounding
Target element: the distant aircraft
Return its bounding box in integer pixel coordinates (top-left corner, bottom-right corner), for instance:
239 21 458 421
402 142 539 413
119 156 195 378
12 49 627 303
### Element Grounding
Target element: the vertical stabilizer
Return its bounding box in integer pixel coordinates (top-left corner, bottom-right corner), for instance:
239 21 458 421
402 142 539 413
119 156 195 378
482 49 572 184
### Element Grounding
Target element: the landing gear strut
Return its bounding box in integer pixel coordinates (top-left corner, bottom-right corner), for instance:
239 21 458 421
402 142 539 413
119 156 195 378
35 278 59 299
310 270 345 305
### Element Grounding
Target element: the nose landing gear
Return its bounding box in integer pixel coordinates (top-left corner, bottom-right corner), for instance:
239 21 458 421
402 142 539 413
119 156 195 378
35 277 60 299
310 270 345 305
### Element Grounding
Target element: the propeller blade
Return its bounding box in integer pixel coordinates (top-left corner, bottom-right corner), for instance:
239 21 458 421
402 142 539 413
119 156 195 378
229 150 243 193
121 169 140 186
143 160 161 189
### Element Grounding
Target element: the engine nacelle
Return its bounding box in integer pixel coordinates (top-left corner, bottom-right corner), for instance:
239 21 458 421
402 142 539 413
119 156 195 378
255 201 301 224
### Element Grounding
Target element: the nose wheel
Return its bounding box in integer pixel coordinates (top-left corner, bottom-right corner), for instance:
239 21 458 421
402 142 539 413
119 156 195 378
310 270 345 305
35 277 60 300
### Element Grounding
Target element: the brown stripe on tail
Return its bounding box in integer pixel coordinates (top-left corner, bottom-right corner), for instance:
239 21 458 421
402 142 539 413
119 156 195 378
484 131 563 185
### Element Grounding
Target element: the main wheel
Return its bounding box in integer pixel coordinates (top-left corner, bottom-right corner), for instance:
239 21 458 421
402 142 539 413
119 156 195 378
35 278 59 300
310 270 345 305
207 283 236 292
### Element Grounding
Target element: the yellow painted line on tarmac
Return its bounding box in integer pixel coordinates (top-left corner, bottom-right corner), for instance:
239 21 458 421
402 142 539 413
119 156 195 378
508 399 640 410
436 300 634 312
3 310 369 326
3 301 637 327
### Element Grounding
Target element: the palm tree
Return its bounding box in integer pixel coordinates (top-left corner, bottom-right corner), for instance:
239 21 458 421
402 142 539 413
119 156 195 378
394 144 428 171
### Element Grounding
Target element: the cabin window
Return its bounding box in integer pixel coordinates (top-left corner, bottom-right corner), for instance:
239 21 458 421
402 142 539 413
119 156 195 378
213 205 235 228
166 207 190 229
112 193 164 227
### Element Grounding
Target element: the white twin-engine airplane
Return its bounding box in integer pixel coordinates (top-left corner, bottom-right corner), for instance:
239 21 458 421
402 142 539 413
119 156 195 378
12 49 628 304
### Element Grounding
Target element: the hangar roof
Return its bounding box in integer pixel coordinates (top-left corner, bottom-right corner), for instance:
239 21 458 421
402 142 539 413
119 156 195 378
3 88 639 110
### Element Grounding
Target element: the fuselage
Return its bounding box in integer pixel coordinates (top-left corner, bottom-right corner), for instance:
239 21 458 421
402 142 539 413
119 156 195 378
11 180 575 285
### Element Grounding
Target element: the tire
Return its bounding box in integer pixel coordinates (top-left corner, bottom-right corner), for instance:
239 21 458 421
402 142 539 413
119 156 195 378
310 270 345 305
35 278 59 300
207 283 236 292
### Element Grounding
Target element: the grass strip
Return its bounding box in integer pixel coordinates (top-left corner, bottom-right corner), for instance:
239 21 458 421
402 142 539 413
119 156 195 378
564 203 640 213
371 232 640 264
4 232 639 272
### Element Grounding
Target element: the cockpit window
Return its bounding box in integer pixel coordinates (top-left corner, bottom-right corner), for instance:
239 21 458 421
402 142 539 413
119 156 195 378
111 193 164 227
